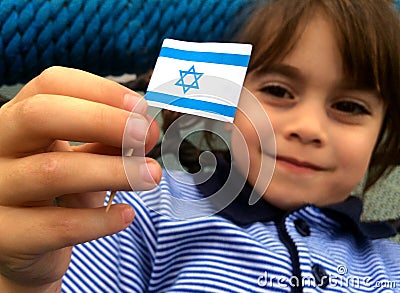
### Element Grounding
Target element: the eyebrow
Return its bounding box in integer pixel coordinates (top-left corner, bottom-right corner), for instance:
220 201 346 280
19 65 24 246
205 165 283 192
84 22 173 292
258 63 306 84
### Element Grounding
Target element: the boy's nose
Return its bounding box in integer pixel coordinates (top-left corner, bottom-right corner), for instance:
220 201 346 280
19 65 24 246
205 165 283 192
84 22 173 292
283 103 327 147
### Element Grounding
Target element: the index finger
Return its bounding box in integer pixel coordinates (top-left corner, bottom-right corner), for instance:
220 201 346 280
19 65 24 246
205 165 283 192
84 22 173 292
10 66 143 111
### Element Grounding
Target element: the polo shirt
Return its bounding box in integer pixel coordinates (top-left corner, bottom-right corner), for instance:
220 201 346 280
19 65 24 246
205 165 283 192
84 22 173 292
62 157 400 292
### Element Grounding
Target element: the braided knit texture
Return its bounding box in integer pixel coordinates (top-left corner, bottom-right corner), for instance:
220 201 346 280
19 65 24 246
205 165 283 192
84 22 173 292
0 0 256 85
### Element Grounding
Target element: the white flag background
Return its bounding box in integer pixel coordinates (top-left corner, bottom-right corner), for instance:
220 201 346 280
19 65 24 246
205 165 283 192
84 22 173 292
146 39 252 122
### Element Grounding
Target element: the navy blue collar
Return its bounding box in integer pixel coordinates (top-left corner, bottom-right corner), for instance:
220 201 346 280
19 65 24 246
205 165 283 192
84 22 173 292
195 155 397 240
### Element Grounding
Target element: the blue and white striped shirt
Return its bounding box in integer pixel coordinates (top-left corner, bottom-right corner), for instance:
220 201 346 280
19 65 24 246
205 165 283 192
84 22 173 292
62 167 400 292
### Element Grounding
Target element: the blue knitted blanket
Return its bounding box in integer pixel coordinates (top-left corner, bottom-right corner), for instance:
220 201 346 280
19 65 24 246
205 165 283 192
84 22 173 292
0 0 258 85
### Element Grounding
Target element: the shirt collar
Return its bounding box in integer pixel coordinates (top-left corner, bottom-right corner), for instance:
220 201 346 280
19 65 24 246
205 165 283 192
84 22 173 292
195 154 397 240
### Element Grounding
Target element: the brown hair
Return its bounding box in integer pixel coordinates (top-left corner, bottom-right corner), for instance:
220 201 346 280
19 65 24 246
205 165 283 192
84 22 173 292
237 0 400 193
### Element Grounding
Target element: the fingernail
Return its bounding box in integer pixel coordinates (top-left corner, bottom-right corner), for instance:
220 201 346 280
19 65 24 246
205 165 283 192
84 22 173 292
127 115 149 143
122 206 135 224
134 98 148 115
140 160 160 184
123 93 138 111
124 94 147 115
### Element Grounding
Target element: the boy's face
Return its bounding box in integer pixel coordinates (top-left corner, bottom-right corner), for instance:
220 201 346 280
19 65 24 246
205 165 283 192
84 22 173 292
235 15 385 209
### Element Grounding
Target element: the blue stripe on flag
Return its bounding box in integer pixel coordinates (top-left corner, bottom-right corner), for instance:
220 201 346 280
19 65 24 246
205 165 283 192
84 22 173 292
145 91 236 118
159 47 250 67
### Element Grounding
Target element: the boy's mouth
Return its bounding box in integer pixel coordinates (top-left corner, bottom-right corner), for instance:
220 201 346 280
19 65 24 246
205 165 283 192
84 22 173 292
275 155 326 172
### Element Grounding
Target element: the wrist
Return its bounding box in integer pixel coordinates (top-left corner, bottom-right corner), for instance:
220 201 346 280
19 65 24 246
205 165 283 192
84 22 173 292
0 275 62 293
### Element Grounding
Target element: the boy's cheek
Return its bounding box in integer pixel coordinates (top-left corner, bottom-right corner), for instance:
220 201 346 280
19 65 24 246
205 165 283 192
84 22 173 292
334 145 371 192
337 132 375 167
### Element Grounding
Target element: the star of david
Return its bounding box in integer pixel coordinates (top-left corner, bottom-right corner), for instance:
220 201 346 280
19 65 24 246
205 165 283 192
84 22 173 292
175 65 204 94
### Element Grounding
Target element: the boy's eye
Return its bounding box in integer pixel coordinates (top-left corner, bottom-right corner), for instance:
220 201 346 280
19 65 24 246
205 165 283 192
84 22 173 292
261 85 293 99
332 101 371 115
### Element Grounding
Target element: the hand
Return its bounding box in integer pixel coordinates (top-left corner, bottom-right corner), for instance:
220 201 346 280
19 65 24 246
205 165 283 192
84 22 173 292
0 67 162 291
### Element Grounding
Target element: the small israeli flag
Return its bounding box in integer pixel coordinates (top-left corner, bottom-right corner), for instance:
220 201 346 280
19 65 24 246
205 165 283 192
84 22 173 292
146 39 252 122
